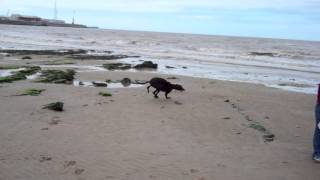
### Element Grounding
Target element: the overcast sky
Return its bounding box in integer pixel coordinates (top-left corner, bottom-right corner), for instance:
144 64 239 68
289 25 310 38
0 0 319 41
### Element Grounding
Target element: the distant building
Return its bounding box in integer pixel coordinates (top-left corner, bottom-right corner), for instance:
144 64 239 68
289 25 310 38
42 18 65 24
11 14 42 22
0 14 87 28
0 16 9 20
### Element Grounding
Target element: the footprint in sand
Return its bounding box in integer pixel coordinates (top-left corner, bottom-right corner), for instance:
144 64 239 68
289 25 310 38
64 161 76 168
39 156 52 162
75 168 85 175
190 169 199 173
174 101 183 105
49 117 61 125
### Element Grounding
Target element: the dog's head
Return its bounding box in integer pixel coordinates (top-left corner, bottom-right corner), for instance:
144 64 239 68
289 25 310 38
172 84 185 91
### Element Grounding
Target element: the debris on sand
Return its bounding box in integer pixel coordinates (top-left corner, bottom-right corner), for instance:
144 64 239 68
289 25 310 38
103 63 131 70
121 78 131 87
43 102 64 111
17 88 45 96
92 81 108 87
0 66 41 83
99 92 112 97
36 69 75 84
134 61 158 69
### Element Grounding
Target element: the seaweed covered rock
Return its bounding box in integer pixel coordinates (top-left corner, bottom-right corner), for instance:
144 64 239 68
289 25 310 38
17 66 41 76
0 73 26 83
37 69 75 84
0 66 41 83
103 63 131 70
43 102 64 111
134 61 158 69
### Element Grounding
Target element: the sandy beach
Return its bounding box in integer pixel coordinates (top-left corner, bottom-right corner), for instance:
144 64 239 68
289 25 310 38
0 25 320 180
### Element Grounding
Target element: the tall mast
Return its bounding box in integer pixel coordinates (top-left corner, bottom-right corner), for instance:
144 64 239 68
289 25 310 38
72 10 75 24
54 0 58 19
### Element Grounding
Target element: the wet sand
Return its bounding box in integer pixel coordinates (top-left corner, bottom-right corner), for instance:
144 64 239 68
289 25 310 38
0 69 319 180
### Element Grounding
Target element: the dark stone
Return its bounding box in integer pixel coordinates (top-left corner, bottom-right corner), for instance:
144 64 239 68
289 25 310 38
43 102 64 111
134 61 158 69
92 81 108 87
22 56 32 60
165 65 176 69
121 78 131 87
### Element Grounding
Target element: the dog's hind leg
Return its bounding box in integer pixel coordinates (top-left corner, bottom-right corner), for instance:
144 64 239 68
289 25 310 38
153 89 159 98
147 85 151 93
165 91 171 99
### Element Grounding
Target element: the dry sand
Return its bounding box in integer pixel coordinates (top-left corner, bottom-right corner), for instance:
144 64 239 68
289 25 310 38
0 68 319 180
